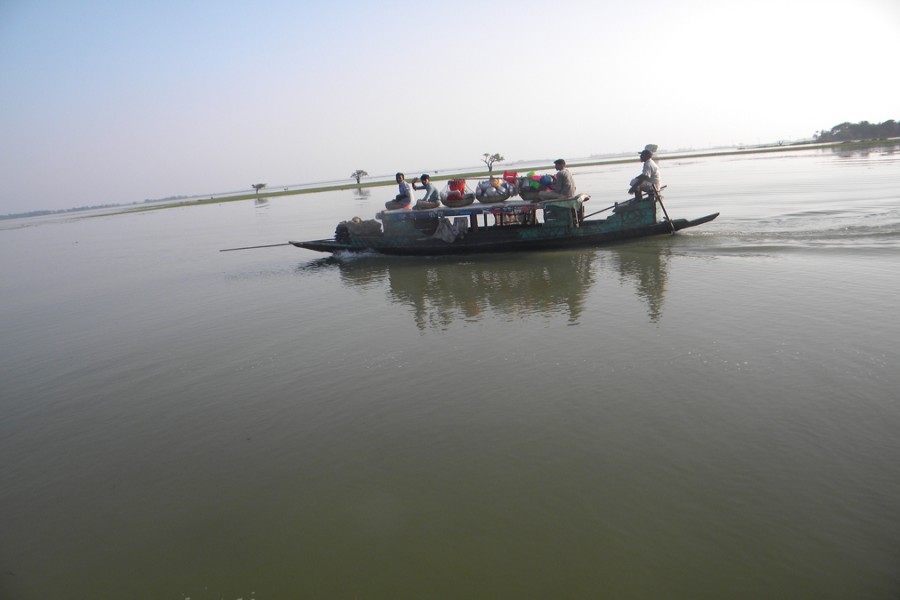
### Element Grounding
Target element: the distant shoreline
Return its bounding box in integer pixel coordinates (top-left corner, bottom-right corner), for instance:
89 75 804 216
3 138 897 220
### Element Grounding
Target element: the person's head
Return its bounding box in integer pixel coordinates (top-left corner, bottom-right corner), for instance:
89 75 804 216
395 172 405 182
639 150 652 162
554 159 566 170
420 174 430 183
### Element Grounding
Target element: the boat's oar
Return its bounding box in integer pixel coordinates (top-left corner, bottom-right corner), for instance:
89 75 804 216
219 242 291 252
654 185 676 234
582 203 618 219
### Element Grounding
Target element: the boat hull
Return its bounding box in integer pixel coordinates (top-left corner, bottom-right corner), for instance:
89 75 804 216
291 212 719 256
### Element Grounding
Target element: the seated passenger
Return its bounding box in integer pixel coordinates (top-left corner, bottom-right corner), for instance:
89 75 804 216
628 145 661 200
538 159 576 200
385 172 412 210
412 173 440 209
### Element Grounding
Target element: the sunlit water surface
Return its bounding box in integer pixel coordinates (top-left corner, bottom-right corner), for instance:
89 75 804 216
1 146 899 599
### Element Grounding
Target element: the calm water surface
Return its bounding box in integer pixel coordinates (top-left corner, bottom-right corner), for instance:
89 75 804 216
1 147 899 599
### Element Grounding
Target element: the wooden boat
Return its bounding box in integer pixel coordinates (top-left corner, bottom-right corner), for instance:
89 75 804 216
290 194 718 256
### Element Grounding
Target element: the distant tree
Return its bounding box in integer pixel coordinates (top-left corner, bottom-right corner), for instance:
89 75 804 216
482 153 504 172
813 119 900 142
251 183 267 198
351 169 369 185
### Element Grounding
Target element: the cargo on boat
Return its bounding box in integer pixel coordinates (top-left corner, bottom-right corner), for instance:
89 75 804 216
290 190 718 256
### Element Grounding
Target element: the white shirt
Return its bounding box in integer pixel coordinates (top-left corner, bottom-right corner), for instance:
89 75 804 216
642 159 660 186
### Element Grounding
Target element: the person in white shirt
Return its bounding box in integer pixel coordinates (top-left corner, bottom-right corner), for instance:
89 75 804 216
628 146 660 200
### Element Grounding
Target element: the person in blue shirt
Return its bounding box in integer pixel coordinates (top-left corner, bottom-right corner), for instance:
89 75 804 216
412 173 440 209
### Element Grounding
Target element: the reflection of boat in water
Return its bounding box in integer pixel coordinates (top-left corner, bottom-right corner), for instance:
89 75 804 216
604 245 670 322
291 194 718 256
311 245 671 328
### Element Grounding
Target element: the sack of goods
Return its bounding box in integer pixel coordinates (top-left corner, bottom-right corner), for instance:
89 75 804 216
440 180 475 207
475 178 513 203
343 217 382 235
517 172 550 201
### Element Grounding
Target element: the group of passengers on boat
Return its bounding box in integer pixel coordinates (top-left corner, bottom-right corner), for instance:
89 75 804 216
382 145 661 211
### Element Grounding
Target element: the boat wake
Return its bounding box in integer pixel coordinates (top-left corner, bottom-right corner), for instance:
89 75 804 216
677 204 900 255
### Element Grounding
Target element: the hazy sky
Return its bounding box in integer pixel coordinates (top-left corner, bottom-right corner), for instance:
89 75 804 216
1 0 898 214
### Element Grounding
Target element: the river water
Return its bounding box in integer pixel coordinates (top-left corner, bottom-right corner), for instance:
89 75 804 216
1 146 899 599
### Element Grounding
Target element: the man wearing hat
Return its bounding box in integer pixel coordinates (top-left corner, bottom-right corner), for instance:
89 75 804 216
539 159 577 200
628 145 660 200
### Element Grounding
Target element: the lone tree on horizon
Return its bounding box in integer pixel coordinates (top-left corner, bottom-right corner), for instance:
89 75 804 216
482 153 504 172
351 169 369 185
251 183 267 197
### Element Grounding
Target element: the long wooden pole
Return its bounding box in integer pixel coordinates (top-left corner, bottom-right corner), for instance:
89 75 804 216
654 185 676 234
582 203 618 219
219 242 291 252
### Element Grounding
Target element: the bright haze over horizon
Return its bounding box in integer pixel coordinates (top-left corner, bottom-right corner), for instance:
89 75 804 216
1 0 898 215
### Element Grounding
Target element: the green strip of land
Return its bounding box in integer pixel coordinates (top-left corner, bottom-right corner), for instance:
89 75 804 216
106 138 899 215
